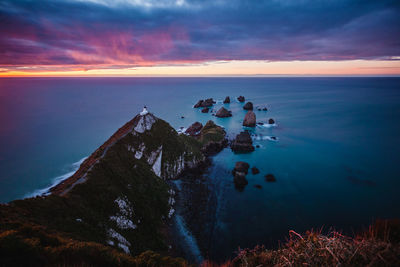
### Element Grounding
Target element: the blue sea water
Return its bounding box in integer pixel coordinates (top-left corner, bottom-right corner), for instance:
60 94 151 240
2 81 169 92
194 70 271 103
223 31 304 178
0 77 400 261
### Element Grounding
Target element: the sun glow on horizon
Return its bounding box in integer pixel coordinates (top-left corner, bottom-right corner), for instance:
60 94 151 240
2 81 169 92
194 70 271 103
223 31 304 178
1 60 400 77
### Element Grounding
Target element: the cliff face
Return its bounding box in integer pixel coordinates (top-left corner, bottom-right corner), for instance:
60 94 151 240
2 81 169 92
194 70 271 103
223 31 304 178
0 112 225 266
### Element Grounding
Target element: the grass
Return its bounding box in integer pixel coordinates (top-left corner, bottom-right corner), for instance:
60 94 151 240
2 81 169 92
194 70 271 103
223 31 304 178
222 219 400 267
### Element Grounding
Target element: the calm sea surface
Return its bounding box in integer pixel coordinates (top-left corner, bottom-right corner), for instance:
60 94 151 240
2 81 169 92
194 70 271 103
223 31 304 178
0 77 399 261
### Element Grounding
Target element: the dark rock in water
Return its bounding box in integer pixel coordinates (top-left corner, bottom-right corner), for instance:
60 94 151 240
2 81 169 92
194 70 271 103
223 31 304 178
203 98 215 107
237 96 245 102
265 174 276 182
243 111 256 127
223 96 230 103
263 107 268 111
251 167 260 175
216 107 232 118
231 131 255 153
257 108 262 111
270 136 277 140
185 121 203 136
202 107 210 113
233 161 250 175
194 98 215 108
243 102 253 110
234 173 248 191
254 184 262 189
257 122 264 125
194 100 204 108
268 118 275 124
181 116 185 119
256 145 260 148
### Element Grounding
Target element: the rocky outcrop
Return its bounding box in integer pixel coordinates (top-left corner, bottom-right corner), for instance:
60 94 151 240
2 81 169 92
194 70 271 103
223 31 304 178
237 96 245 102
243 102 253 110
223 96 230 103
185 122 203 136
243 111 256 127
232 161 250 191
216 107 232 118
268 118 275 124
194 98 215 108
202 107 210 113
231 131 255 153
233 161 250 175
198 120 227 156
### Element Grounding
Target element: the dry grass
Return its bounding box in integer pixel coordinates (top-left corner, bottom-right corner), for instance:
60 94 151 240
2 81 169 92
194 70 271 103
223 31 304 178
201 220 400 267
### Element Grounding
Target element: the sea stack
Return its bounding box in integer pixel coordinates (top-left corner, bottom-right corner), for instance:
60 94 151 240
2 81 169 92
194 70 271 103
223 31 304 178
194 98 215 108
231 131 255 153
268 118 275 124
237 96 245 102
243 111 256 127
223 96 230 103
216 107 232 118
232 161 250 191
243 102 253 110
185 122 203 136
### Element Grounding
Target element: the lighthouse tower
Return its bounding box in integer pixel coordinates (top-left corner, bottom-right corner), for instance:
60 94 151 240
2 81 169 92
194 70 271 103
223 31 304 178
140 106 149 116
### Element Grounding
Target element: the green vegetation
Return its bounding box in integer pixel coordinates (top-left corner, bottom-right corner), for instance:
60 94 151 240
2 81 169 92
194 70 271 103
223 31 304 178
198 121 226 146
0 114 227 266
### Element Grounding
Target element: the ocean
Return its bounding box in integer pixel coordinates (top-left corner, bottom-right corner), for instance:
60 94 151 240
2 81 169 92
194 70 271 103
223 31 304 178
1 77 399 261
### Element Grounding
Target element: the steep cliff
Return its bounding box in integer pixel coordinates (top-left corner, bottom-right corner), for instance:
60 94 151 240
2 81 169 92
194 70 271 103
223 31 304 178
0 112 225 266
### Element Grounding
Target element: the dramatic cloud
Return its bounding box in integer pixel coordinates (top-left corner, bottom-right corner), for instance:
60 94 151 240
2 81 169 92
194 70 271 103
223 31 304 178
0 0 399 71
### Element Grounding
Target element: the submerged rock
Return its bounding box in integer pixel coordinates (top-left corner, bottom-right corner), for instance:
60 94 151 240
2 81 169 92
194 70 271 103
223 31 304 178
251 167 260 175
185 122 203 136
237 96 245 102
231 131 255 153
268 118 275 124
216 107 232 118
223 96 230 103
243 111 256 127
243 102 253 110
265 174 276 182
202 107 210 113
254 184 262 189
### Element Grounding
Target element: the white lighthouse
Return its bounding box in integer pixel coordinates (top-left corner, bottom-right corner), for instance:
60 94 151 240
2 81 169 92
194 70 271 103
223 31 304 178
140 106 149 116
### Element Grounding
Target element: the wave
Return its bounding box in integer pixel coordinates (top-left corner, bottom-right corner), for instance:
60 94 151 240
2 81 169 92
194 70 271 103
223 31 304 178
256 123 277 128
252 135 279 142
24 157 87 198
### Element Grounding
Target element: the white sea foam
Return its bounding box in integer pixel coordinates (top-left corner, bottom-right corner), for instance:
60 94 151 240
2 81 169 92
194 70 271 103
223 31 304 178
256 123 277 128
24 157 87 198
253 135 279 142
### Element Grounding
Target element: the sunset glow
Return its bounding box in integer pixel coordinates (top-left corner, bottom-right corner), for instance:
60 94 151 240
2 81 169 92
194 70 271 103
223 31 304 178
1 0 399 76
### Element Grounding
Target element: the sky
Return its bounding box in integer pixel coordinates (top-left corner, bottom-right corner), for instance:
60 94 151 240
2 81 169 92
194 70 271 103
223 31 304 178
0 0 399 76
